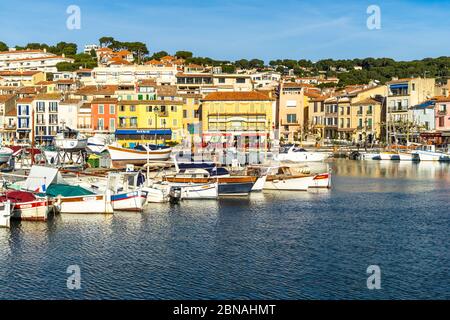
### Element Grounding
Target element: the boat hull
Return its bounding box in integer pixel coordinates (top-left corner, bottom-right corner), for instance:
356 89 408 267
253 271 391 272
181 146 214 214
111 190 147 211
164 176 256 196
413 151 450 161
10 200 51 221
264 173 331 191
54 138 88 151
107 145 172 167
143 185 170 203
56 194 113 214
168 183 218 200
218 182 254 196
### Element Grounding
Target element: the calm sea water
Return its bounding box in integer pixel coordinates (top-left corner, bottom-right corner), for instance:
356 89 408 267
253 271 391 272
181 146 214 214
0 160 449 300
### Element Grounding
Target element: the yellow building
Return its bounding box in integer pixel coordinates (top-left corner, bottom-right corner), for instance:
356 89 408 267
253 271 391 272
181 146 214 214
348 85 387 143
351 97 383 143
201 91 274 145
115 100 184 147
181 93 202 132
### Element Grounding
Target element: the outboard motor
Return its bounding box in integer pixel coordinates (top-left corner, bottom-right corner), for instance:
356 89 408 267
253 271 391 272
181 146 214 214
169 186 182 204
349 151 360 160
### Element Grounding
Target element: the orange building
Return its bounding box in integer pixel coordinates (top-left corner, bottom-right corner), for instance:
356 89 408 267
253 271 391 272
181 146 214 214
90 98 118 133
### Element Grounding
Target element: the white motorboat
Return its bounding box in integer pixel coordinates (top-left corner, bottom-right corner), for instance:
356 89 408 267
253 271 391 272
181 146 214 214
87 134 114 154
107 143 172 168
54 128 88 151
143 181 171 203
275 144 330 162
263 166 331 191
164 169 219 200
106 172 147 211
411 145 450 161
0 200 11 228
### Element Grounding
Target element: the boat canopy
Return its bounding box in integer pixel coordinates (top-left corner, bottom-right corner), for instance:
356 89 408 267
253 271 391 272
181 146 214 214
23 166 64 192
45 184 95 197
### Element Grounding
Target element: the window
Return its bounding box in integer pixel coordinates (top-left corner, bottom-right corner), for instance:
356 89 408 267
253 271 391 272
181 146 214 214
367 105 373 114
148 118 153 126
218 78 225 84
173 119 178 126
120 105 125 112
119 117 127 127
171 106 177 112
130 117 138 127
183 110 187 118
36 102 45 112
347 118 350 128
439 117 444 127
146 106 152 112
49 114 58 124
412 83 416 91
358 118 363 128
367 118 373 129
98 118 104 130
109 118 115 131
347 106 350 115
129 105 136 112
287 114 297 123
109 105 115 114
49 102 58 112
160 119 167 127
314 103 318 113
98 105 104 114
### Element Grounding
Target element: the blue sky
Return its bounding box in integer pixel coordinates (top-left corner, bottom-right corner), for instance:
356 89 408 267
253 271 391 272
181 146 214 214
0 0 449 62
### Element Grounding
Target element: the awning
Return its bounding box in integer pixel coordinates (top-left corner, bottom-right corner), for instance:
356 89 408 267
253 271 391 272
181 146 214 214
412 100 435 109
115 129 172 135
389 84 408 89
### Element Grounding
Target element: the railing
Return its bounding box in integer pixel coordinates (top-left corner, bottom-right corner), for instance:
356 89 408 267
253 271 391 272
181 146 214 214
437 110 447 116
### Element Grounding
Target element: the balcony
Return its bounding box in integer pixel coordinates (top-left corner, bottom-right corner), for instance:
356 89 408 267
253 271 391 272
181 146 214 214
389 106 409 112
437 110 447 116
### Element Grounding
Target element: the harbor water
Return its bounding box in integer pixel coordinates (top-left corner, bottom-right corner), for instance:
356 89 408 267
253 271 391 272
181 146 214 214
0 160 449 299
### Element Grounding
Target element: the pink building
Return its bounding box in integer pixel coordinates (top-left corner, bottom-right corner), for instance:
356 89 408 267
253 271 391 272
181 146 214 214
435 97 450 144
435 97 450 133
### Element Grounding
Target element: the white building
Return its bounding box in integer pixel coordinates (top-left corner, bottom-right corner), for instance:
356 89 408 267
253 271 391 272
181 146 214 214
0 55 74 73
33 93 61 144
59 99 81 130
250 71 281 89
84 44 100 54
0 49 52 62
90 65 178 86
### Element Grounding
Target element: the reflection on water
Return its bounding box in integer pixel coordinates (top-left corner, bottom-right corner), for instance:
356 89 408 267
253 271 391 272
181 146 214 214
0 160 449 300
334 159 450 182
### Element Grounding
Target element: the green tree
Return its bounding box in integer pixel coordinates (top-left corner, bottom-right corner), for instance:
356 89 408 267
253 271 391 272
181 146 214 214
99 37 115 47
150 50 169 60
0 41 8 52
175 51 193 59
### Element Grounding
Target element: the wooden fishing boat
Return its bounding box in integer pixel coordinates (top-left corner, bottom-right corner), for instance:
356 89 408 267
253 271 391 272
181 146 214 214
164 169 256 196
264 166 331 191
107 144 172 168
0 190 53 221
